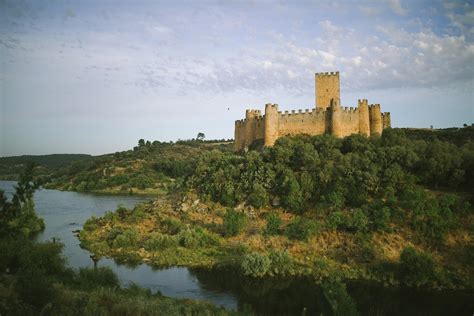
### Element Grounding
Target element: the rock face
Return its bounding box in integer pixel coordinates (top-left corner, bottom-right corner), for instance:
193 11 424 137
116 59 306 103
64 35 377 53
234 71 391 151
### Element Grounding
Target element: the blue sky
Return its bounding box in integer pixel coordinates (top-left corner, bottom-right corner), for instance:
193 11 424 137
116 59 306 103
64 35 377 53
1 0 473 156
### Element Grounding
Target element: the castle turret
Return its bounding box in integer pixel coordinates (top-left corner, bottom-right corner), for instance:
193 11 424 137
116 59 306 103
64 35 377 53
315 71 340 109
369 104 383 136
358 99 370 137
264 103 279 147
382 112 391 129
330 98 343 138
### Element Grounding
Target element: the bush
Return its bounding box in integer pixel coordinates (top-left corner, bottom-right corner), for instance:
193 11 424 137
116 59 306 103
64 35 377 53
77 267 119 289
264 212 282 235
144 233 178 251
268 250 292 275
368 205 391 232
162 218 183 235
112 228 140 248
398 246 437 287
241 252 271 277
83 217 99 232
178 227 220 249
247 183 268 208
223 209 246 237
327 209 369 233
285 217 318 241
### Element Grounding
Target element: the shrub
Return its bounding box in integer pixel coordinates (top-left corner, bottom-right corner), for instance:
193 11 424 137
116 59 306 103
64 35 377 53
112 228 140 248
368 205 391 231
327 211 345 230
83 217 99 232
327 209 369 233
241 252 271 277
247 183 268 208
398 246 436 287
264 212 282 236
268 250 292 275
178 227 219 249
144 233 178 251
350 209 369 232
77 267 119 289
285 217 318 241
223 209 246 237
162 218 184 235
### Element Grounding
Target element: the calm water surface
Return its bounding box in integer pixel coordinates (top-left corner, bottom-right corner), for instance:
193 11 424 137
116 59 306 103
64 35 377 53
0 181 237 310
1 180 473 315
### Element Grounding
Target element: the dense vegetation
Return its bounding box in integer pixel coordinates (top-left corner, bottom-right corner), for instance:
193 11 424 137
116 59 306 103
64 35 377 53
0 167 236 315
41 139 233 194
77 127 473 293
0 154 91 180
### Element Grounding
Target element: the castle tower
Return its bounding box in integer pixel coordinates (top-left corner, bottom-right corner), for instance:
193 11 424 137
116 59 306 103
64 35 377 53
244 110 261 147
315 72 340 109
369 104 383 136
358 99 370 137
382 112 391 129
264 103 279 147
330 98 343 138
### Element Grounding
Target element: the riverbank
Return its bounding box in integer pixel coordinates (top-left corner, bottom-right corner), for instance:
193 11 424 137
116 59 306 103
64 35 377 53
78 192 474 291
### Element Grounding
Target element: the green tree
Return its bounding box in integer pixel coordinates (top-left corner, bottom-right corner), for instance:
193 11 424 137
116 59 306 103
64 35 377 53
223 208 246 237
264 212 282 235
197 132 205 141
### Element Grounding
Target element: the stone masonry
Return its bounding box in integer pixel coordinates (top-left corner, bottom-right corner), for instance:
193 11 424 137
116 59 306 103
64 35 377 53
234 71 391 151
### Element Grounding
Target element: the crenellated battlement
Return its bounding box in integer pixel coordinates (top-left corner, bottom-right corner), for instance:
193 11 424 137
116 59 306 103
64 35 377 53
316 71 339 77
234 71 391 151
342 106 358 113
369 104 381 110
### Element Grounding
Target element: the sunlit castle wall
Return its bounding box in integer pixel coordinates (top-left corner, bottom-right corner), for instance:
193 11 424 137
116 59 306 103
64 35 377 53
234 72 391 151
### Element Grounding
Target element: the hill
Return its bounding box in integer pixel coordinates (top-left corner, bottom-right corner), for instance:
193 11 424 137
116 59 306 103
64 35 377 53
42 140 233 194
0 154 92 180
74 127 473 291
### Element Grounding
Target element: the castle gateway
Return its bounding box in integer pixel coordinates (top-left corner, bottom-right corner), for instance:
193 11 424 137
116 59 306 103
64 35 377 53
234 71 391 151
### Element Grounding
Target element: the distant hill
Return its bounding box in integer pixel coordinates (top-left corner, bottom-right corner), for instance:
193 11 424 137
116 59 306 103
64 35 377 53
0 154 92 180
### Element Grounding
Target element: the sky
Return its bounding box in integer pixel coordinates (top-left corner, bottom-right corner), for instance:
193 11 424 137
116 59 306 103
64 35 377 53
0 0 473 156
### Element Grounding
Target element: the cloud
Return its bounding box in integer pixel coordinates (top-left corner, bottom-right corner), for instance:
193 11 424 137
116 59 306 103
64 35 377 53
386 0 406 15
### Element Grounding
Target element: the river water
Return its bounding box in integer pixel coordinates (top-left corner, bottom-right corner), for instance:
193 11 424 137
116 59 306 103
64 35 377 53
1 180 473 315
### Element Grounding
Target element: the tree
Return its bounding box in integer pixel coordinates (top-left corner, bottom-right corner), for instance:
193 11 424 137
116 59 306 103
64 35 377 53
0 163 44 238
138 139 145 147
197 132 205 141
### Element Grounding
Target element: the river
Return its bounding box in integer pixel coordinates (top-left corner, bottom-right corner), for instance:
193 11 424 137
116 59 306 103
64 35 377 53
1 180 473 315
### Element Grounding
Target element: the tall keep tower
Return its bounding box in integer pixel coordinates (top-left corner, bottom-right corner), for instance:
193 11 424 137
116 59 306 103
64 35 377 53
315 72 340 109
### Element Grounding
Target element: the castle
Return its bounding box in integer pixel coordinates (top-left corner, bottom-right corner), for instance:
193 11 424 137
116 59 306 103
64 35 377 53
234 71 391 151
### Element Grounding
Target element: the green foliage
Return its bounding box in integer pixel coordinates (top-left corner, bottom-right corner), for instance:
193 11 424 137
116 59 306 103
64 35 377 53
398 187 457 245
112 228 140 248
83 216 99 232
144 233 178 251
241 252 272 277
223 209 246 237
264 212 282 236
268 250 293 275
178 227 220 249
77 267 119 289
285 217 318 241
398 247 437 287
366 202 391 232
0 164 45 238
327 209 369 233
162 218 184 235
247 183 268 208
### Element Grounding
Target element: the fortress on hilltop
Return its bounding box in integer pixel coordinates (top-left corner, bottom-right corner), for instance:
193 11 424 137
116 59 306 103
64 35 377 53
234 71 391 151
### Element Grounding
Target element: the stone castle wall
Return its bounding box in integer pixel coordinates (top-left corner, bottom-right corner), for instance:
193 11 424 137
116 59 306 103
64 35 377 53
234 72 391 151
